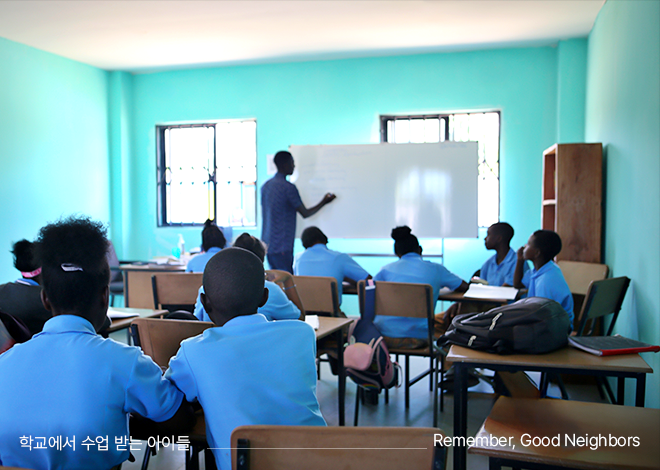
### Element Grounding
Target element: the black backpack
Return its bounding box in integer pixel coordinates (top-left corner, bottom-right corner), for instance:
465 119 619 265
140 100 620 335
437 297 570 354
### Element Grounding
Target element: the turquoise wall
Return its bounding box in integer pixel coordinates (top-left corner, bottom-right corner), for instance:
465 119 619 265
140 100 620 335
585 0 660 408
125 46 562 287
0 37 110 282
557 39 587 143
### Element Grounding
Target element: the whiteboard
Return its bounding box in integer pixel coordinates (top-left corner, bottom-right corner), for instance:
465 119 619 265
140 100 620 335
289 142 478 239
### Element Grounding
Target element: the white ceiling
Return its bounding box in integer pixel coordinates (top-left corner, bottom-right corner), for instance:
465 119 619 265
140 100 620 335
0 0 605 73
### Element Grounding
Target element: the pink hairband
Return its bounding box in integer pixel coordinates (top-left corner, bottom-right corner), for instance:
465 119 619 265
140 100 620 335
21 267 42 278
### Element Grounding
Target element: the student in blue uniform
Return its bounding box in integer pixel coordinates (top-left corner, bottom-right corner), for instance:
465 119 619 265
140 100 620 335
194 233 301 322
0 216 193 470
480 222 530 286
186 219 227 273
513 229 574 330
167 247 326 470
294 226 370 304
374 226 468 348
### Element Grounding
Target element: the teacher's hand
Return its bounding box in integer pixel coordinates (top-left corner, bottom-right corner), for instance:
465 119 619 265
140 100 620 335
323 193 337 204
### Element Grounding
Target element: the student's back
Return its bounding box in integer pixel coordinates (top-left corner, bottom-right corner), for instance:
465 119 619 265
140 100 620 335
166 247 325 470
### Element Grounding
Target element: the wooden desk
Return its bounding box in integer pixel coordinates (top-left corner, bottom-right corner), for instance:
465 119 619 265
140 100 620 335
105 307 167 333
448 345 653 470
469 397 660 470
316 316 353 426
120 264 186 308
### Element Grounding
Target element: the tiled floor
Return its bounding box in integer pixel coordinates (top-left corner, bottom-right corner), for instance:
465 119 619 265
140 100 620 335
114 340 608 470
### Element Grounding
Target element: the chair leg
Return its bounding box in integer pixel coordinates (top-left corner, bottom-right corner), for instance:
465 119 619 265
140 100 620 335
429 354 434 391
354 386 361 426
405 355 410 409
384 387 389 404
556 374 570 400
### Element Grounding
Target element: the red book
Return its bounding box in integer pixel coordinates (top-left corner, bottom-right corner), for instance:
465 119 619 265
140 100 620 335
569 335 660 356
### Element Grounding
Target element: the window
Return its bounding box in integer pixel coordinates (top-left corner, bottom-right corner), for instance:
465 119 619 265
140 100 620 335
156 120 257 227
380 112 500 227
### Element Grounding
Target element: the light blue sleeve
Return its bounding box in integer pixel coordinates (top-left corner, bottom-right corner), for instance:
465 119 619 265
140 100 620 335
125 352 184 422
437 264 463 291
164 345 199 404
340 253 370 281
258 281 300 321
193 286 205 321
521 265 532 288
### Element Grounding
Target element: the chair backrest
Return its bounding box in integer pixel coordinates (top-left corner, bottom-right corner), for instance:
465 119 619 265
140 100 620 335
557 260 609 295
130 317 214 369
576 276 630 336
358 280 433 319
293 275 339 316
231 425 446 470
151 272 203 312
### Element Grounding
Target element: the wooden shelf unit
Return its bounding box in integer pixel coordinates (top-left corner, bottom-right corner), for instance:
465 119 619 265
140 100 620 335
541 143 603 263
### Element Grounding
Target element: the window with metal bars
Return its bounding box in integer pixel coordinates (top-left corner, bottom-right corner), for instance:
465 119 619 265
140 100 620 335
380 112 500 227
156 120 257 227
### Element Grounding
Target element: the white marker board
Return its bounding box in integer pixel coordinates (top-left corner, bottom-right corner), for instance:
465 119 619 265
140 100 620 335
290 142 478 239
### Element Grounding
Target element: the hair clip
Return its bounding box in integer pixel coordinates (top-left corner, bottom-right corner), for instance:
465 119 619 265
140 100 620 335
21 267 42 278
61 263 83 272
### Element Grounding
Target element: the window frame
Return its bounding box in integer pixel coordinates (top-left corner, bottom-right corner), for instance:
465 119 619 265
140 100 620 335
379 111 501 227
156 120 257 228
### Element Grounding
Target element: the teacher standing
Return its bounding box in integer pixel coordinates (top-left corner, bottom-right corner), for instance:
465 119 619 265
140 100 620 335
261 150 336 273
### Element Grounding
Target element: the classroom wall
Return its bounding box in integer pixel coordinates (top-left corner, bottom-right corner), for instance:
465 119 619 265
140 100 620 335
0 37 110 283
124 46 565 284
585 0 660 408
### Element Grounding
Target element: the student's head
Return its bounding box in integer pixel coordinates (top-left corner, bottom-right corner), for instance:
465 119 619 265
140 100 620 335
35 216 110 331
524 230 562 264
391 225 421 257
274 150 295 175
201 219 226 252
484 222 514 250
201 247 268 326
11 239 41 283
233 233 267 262
301 226 328 249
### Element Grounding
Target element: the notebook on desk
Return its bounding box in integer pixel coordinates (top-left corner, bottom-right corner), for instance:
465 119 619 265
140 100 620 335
305 315 319 330
463 284 518 300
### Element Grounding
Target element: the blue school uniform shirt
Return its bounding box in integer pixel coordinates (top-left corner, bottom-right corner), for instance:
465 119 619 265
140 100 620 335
373 253 463 339
165 313 326 470
186 246 222 273
194 280 300 322
0 315 183 470
480 248 529 286
261 172 303 254
523 261 574 329
294 244 370 303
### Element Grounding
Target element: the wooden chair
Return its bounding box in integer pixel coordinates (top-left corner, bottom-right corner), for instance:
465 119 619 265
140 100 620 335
293 275 340 317
231 425 447 470
356 280 444 427
557 260 609 314
575 276 630 337
151 272 203 313
130 317 215 469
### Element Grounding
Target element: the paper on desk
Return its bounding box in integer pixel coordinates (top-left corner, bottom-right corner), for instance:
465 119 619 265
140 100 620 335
107 308 140 319
305 315 319 330
464 284 518 300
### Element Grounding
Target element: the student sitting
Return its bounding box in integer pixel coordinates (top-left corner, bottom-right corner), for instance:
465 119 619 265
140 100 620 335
166 247 326 470
0 240 51 335
374 226 468 348
294 226 370 305
513 229 574 330
194 233 301 322
186 219 227 272
0 216 193 470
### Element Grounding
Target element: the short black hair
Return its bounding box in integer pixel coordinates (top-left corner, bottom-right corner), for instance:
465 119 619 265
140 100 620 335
35 216 110 314
531 230 563 261
233 233 266 262
11 239 39 273
203 247 265 316
202 219 226 251
301 226 328 249
273 150 293 170
490 222 514 244
391 225 420 256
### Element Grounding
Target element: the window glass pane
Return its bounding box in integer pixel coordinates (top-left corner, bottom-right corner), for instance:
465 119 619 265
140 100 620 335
409 119 426 143
394 119 410 143
424 118 440 143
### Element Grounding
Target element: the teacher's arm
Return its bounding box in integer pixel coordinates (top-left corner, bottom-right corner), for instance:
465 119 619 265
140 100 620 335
296 193 336 218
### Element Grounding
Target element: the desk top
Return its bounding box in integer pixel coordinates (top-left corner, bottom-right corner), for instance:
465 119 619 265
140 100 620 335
315 316 353 341
447 345 653 374
106 307 167 333
119 263 186 272
469 397 660 470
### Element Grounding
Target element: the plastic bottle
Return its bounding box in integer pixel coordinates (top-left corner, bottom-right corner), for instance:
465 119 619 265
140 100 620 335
177 234 185 258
